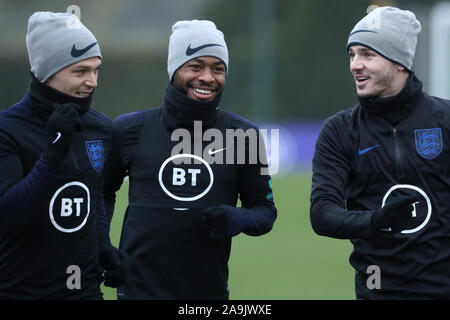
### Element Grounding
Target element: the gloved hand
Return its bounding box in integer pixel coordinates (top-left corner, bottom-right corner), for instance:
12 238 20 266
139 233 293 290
371 195 421 234
202 205 229 240
99 234 129 288
42 103 82 169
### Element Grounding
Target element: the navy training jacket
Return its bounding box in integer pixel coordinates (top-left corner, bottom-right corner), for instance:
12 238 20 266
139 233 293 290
310 79 450 299
0 93 112 299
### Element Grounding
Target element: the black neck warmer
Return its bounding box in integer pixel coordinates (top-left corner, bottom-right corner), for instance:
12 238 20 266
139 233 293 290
358 73 423 125
161 82 222 131
28 72 93 119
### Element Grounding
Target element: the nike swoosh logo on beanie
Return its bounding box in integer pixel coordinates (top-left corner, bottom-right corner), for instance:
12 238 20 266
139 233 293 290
186 43 223 56
71 42 98 57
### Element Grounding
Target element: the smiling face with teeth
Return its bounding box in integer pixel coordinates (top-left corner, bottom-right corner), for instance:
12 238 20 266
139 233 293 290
172 56 226 102
45 57 101 98
348 45 409 99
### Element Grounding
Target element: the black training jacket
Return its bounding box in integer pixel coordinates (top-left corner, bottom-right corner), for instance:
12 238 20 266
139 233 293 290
104 83 277 299
0 93 112 299
310 76 450 299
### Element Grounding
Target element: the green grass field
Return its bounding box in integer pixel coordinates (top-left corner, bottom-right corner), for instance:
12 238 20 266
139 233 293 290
101 171 355 300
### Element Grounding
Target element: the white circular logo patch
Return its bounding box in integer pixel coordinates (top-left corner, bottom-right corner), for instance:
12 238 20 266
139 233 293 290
158 154 214 202
49 181 91 233
382 184 432 234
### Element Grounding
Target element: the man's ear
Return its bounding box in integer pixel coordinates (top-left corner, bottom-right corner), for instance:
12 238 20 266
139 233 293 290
171 72 177 85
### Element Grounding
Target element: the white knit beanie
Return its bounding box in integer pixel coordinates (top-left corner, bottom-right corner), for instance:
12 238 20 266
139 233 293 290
346 6 421 71
167 20 229 80
26 11 102 82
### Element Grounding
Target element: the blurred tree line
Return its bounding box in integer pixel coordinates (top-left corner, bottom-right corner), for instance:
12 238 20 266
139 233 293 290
0 0 441 121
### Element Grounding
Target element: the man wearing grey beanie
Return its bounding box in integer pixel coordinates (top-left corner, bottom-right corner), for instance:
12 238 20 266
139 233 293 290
310 6 450 299
0 11 127 299
104 19 277 299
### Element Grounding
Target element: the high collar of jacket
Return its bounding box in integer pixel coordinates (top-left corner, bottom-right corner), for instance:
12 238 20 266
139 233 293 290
161 82 221 131
28 72 92 119
358 72 423 125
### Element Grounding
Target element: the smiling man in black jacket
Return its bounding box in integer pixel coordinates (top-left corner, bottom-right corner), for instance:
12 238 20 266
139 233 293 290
104 19 277 300
310 6 450 299
0 11 126 299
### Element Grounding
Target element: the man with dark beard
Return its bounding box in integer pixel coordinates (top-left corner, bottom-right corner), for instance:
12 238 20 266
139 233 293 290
310 6 450 299
104 20 277 300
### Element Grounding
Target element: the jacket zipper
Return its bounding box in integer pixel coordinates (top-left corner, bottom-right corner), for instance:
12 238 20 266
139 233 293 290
69 147 79 171
392 127 405 178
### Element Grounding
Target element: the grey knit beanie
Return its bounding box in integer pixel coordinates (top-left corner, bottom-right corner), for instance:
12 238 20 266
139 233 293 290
346 6 421 71
167 20 229 80
26 11 102 83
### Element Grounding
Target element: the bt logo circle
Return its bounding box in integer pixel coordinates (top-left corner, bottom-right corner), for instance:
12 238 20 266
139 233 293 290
158 154 214 202
382 184 432 234
49 181 91 233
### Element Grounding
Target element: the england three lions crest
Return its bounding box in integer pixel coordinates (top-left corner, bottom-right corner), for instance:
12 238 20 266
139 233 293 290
414 128 442 160
85 140 104 172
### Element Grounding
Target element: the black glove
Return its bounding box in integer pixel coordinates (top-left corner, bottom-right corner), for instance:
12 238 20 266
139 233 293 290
99 234 128 288
371 195 421 234
202 206 229 240
42 103 82 169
